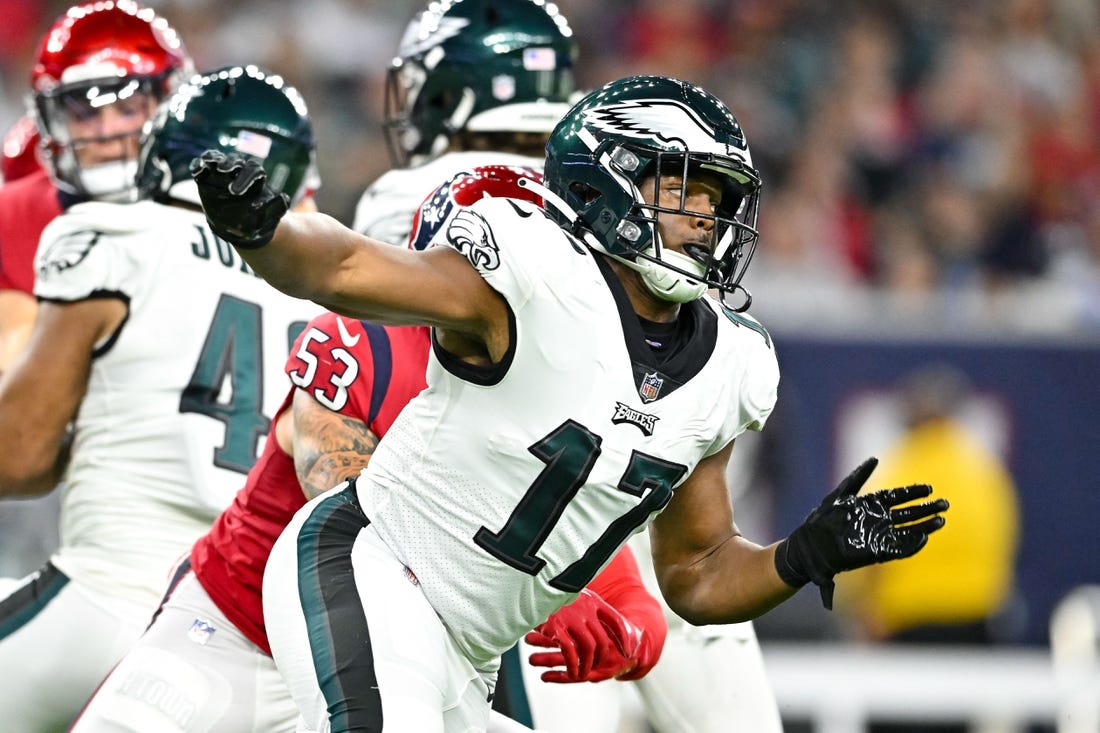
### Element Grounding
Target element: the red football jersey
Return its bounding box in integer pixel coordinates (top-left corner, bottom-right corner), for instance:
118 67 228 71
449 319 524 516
190 313 430 654
0 169 63 293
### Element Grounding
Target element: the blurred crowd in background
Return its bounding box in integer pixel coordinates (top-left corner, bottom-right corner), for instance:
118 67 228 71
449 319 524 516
0 9 1097 731
1 0 1098 336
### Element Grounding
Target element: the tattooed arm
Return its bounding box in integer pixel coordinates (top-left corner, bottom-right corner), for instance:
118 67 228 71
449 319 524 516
289 387 380 500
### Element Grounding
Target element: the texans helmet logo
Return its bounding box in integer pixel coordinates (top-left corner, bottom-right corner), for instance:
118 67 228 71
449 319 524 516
408 179 458 251
409 165 543 252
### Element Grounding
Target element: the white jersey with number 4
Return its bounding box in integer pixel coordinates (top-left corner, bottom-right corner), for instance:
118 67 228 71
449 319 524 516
358 196 779 666
34 199 322 609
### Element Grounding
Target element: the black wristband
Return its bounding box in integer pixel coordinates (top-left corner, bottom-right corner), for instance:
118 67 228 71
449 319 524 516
776 532 838 609
774 536 810 589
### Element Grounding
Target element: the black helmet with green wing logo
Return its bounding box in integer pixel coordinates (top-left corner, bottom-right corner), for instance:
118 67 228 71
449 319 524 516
543 75 762 307
139 65 319 207
384 0 578 166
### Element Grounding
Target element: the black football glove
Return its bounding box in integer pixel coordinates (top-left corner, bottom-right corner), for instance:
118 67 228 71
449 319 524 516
189 150 289 249
774 457 949 610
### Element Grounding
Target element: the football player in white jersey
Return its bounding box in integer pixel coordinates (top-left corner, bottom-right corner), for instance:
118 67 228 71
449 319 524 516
0 0 195 610
0 65 325 731
68 164 666 733
354 2 783 730
0 1 195 377
193 73 950 733
351 0 577 243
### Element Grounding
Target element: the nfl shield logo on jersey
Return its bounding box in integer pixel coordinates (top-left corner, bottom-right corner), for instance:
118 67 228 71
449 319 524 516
639 372 663 402
187 618 216 645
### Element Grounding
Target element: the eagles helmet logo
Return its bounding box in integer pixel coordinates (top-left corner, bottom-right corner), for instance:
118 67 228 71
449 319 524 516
36 229 100 278
397 15 470 57
446 209 501 271
582 99 750 161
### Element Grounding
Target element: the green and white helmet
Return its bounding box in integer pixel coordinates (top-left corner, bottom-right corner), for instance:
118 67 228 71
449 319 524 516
138 65 319 207
543 76 762 307
384 0 577 166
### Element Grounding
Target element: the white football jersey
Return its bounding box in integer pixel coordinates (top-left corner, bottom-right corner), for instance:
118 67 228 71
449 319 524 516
358 197 779 666
34 200 323 608
353 150 543 243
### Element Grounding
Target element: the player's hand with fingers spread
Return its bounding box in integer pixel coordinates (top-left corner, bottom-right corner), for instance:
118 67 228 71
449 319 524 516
775 456 950 609
190 150 289 249
524 589 658 683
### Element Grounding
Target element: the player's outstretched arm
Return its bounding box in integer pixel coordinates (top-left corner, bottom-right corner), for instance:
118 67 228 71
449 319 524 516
650 446 949 624
190 151 507 353
525 546 667 683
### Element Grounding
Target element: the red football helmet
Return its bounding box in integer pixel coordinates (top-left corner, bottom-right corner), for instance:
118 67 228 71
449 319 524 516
29 0 193 200
1 114 43 183
408 164 544 251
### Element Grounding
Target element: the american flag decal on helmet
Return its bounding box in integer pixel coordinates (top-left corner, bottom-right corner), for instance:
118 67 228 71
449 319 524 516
639 371 664 402
236 130 272 158
522 47 557 71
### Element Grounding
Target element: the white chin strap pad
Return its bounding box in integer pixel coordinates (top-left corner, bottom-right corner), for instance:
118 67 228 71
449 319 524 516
79 160 139 201
639 247 707 303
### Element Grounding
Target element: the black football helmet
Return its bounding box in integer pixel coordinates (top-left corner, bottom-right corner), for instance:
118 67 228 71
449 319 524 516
138 65 319 207
384 0 577 167
543 75 761 307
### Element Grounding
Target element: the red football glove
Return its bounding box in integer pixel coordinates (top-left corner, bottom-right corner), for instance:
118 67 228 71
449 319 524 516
525 589 653 683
